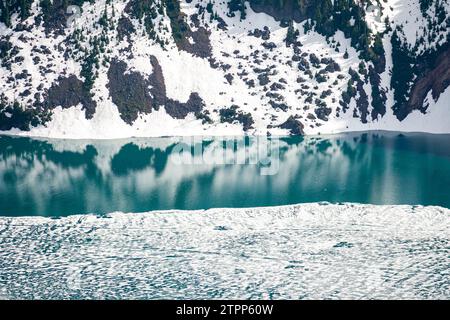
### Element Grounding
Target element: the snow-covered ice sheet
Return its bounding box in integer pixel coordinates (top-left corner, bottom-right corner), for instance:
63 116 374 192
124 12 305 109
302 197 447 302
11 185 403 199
0 203 449 299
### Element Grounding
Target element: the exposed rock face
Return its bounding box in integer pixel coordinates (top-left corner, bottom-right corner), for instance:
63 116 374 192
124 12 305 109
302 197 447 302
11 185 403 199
314 105 332 122
117 16 135 42
249 0 315 23
405 46 450 120
277 116 304 135
165 93 204 119
177 26 212 59
40 0 77 35
164 0 212 58
147 55 205 119
107 56 205 125
219 105 254 131
45 75 97 119
107 59 155 125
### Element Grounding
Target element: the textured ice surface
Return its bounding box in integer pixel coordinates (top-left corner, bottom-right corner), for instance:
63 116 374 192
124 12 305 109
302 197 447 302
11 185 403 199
0 203 449 299
1 1 450 138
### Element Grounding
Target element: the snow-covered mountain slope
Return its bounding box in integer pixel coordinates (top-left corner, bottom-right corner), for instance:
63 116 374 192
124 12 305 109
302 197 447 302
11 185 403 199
0 0 449 138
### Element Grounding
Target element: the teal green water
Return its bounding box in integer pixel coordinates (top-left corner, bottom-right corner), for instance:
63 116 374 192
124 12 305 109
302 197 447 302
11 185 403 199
1 131 450 216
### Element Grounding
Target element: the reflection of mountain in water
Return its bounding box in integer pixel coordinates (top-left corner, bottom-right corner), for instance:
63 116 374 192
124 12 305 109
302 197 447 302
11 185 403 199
1 132 450 216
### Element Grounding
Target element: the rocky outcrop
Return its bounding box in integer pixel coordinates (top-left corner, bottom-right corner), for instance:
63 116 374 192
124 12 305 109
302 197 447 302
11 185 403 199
107 59 155 125
39 0 90 35
117 16 135 42
277 116 304 135
164 0 212 58
147 55 205 119
45 75 97 119
107 56 205 125
219 105 254 131
249 0 315 23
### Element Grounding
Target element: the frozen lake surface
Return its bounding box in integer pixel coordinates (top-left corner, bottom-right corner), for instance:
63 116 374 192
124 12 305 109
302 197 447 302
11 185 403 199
1 203 449 299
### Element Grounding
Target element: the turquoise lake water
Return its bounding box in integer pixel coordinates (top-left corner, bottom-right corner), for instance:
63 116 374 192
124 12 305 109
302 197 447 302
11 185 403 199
0 132 449 300
1 131 450 216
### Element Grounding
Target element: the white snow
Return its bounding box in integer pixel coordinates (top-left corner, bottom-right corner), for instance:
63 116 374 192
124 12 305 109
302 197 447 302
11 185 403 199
0 203 449 299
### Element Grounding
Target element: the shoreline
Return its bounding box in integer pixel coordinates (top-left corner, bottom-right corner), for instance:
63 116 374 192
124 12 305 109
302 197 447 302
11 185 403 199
1 128 450 141
3 202 450 219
